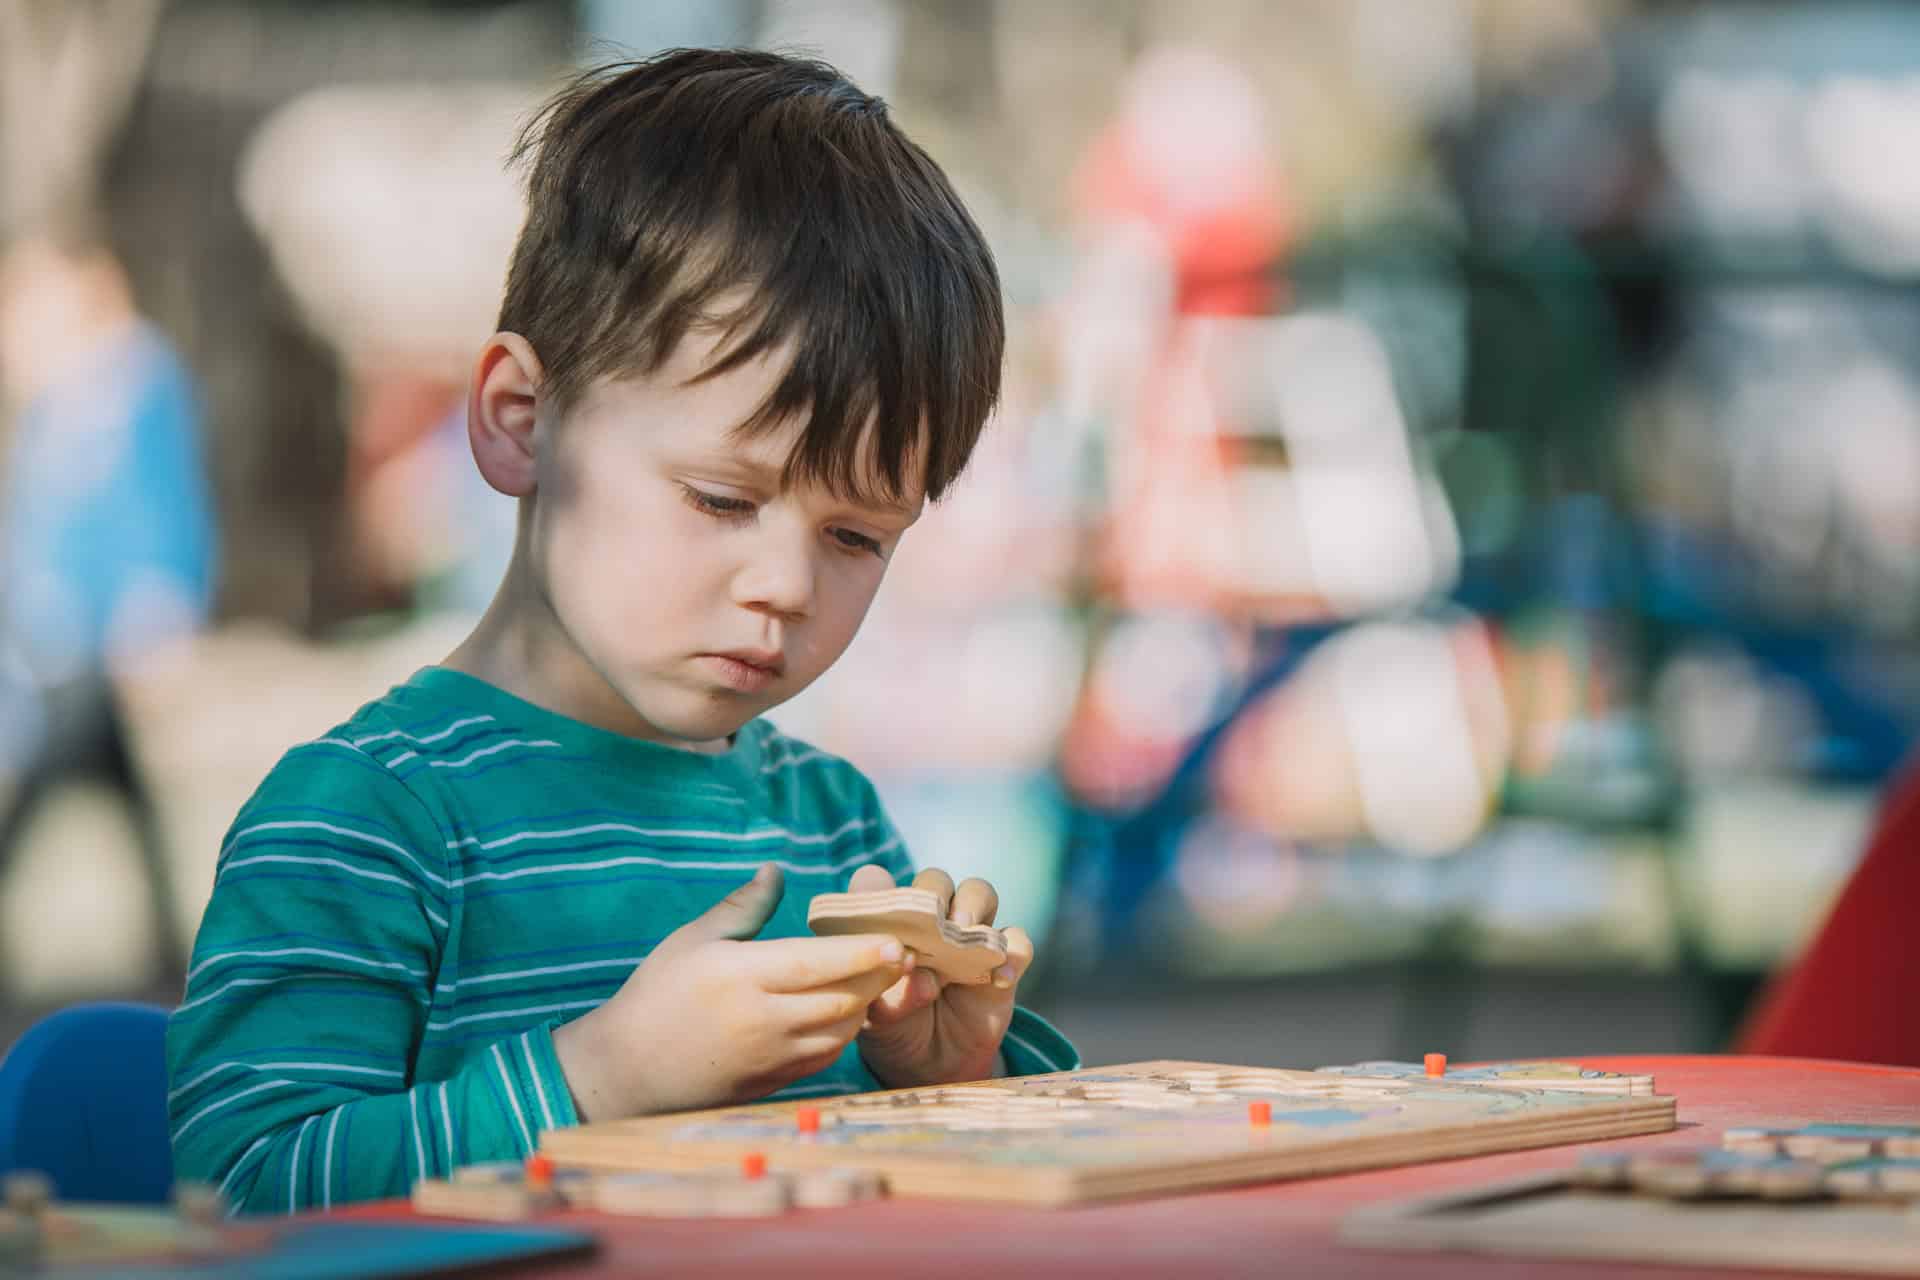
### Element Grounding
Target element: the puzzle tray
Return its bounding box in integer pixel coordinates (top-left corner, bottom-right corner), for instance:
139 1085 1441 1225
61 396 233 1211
540 1060 1676 1207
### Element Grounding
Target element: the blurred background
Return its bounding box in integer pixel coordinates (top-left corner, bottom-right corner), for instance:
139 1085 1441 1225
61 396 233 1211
4 0 1918 1069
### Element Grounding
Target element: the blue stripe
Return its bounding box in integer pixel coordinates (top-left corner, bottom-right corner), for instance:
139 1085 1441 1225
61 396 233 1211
458 865 863 902
191 930 426 967
464 831 875 872
441 975 624 1008
213 871 443 909
463 803 748 838
220 838 449 900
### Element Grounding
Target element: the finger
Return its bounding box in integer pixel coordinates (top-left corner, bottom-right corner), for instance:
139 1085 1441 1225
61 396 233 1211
846 863 896 894
949 877 999 927
778 976 903 1031
865 967 941 1027
743 934 905 992
911 866 955 917
992 926 1034 991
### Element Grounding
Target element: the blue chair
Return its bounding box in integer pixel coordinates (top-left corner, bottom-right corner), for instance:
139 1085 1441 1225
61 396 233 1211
0 1002 173 1203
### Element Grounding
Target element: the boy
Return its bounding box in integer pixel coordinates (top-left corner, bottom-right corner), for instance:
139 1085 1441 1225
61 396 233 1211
166 48 1077 1213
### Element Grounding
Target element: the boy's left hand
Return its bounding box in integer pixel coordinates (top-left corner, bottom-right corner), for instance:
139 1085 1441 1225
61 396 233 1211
850 865 1032 1088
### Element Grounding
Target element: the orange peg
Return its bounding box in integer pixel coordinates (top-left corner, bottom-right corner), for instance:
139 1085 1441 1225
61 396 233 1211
797 1106 822 1135
1424 1052 1447 1077
742 1152 768 1180
524 1154 555 1186
1249 1101 1272 1127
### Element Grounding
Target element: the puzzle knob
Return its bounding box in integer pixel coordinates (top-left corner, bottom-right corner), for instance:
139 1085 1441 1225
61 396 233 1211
1424 1053 1447 1077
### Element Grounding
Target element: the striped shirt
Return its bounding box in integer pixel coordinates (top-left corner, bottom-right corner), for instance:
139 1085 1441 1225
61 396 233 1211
167 666 1078 1213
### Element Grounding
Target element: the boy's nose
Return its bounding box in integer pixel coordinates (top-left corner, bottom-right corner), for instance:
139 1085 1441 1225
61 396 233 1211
731 538 814 619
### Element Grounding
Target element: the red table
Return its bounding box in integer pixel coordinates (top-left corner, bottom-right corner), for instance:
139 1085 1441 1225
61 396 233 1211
337 1056 1920 1278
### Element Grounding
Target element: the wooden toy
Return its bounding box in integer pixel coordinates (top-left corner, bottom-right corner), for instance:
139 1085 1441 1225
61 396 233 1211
807 887 1007 983
1723 1123 1920 1162
540 1059 1676 1207
1345 1168 1920 1275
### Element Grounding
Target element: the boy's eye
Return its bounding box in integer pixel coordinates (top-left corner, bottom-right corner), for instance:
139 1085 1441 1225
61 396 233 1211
831 528 884 557
682 485 756 521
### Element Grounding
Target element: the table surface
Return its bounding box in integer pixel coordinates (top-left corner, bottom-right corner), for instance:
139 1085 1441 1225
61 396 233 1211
334 1055 1920 1279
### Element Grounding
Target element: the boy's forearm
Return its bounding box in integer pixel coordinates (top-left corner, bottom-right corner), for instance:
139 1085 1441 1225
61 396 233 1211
172 1023 577 1214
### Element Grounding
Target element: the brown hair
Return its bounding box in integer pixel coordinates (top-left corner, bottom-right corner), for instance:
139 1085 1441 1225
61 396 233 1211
500 48 1003 504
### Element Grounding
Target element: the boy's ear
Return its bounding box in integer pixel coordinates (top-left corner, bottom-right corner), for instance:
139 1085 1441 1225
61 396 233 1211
468 332 546 497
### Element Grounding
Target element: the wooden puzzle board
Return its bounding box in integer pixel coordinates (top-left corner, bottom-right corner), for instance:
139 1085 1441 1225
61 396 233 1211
540 1060 1676 1207
1343 1171 1920 1275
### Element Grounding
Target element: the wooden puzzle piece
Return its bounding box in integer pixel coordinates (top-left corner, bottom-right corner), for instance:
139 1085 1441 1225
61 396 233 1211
1574 1150 1827 1201
787 1167 886 1208
412 1177 559 1222
807 887 1007 983
592 1170 790 1218
1723 1124 1920 1162
1319 1060 1657 1096
1824 1159 1920 1200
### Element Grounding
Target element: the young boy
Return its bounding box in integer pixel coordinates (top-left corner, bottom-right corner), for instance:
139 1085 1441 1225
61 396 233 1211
166 48 1077 1213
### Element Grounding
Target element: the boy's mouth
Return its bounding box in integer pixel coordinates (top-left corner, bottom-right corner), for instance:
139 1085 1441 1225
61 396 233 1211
700 649 785 692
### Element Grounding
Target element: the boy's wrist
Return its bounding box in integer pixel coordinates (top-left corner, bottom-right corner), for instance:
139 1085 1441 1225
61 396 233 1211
553 1007 635 1123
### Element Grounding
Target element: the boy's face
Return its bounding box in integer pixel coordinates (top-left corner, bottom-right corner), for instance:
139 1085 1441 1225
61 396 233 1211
521 330 922 748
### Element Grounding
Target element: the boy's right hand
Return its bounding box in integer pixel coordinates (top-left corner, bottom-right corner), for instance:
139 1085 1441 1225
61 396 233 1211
551 863 908 1120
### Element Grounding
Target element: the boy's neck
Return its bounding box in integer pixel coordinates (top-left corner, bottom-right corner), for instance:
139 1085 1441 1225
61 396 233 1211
444 549 731 755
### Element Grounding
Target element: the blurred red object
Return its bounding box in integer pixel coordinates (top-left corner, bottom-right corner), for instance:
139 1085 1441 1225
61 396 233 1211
1734 756 1920 1066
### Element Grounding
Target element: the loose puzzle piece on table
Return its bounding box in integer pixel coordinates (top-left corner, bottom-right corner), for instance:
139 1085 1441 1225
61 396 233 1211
539 1059 1676 1207
807 887 1007 983
1344 1167 1920 1277
410 1151 887 1221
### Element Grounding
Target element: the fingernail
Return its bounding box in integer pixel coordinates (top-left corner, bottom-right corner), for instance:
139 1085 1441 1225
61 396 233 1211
880 941 903 963
993 964 1015 988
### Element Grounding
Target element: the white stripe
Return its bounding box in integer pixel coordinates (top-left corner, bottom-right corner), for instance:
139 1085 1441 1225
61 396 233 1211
386 750 418 766
438 1084 454 1169
214 1131 272 1204
174 1079 298 1140
440 957 643 990
217 855 418 893
426 1000 601 1032
308 737 368 751
169 1059 402 1100
222 821 448 887
187 946 426 984
425 903 449 931
521 1032 557 1131
451 816 876 853
449 841 899 888
322 1109 341 1210
761 749 832 773
492 1044 535 1152
176 975 295 1015
409 1087 426 1181
417 738 562 770
286 1116 318 1213
355 716 493 747
1003 1027 1064 1073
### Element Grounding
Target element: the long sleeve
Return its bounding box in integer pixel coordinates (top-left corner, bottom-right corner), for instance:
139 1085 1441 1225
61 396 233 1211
165 738 577 1213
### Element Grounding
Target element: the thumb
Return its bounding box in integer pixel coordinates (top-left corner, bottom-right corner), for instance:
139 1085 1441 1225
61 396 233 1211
671 863 785 945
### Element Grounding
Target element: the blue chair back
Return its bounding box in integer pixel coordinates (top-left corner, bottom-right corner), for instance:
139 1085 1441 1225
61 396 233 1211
0 1002 173 1203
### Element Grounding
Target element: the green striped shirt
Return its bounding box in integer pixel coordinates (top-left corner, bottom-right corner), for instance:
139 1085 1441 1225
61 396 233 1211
167 666 1077 1213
